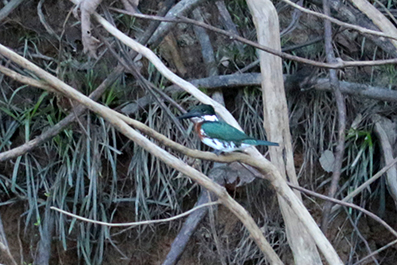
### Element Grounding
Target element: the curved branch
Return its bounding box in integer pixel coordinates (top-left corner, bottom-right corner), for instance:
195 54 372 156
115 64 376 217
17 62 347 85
4 62 395 241
110 8 397 69
0 42 283 265
289 184 397 239
90 9 343 264
281 0 397 41
0 65 123 162
51 201 221 227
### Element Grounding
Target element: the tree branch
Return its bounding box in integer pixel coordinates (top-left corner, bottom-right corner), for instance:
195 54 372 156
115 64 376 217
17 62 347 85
320 0 347 235
281 0 397 41
2 3 344 262
0 65 123 162
0 42 284 265
110 8 397 69
289 184 397 238
51 201 221 227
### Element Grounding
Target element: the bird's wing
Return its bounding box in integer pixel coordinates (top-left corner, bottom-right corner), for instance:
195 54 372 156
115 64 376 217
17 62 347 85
200 121 251 142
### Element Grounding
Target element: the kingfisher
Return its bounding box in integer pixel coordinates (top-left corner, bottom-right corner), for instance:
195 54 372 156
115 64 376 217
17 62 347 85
178 104 279 154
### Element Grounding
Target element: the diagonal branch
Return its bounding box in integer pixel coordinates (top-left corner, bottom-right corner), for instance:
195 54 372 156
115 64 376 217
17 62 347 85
349 0 397 49
0 42 284 265
110 8 397 69
3 59 396 242
0 36 340 264
0 65 123 162
281 0 397 41
2 3 343 262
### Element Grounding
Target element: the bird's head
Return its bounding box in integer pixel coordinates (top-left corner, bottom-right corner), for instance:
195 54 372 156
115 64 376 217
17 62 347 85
178 104 218 122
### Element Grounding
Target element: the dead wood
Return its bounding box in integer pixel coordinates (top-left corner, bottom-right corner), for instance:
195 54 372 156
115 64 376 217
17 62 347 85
320 0 347 235
166 73 397 102
349 0 397 50
0 66 123 162
0 0 24 23
113 9 397 68
192 6 224 104
78 0 102 57
289 183 397 239
280 0 303 37
246 0 325 264
308 0 397 57
215 0 244 54
0 2 170 163
373 115 397 210
0 39 284 264
148 0 206 48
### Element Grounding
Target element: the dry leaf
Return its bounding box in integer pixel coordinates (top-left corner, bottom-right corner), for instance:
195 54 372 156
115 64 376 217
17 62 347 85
319 150 335 173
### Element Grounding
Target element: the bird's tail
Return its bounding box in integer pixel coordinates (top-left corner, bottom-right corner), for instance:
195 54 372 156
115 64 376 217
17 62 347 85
242 139 279 146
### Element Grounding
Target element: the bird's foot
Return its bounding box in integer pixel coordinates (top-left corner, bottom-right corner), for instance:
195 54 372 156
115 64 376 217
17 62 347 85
212 150 223 156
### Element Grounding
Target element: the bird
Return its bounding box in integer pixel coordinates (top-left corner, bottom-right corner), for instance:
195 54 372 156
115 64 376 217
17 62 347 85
178 104 279 154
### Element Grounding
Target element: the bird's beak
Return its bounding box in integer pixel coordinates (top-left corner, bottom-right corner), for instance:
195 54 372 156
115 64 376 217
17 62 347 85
177 111 200 119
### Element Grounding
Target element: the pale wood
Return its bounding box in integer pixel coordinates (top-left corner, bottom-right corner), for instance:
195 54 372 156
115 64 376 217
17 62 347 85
3 1 343 263
374 116 397 208
0 42 283 265
90 7 343 264
246 0 325 264
349 0 397 49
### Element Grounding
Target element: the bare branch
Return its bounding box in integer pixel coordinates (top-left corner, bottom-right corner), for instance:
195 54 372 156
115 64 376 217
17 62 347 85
51 201 221 227
331 156 397 213
111 8 397 69
0 42 283 265
320 0 347 235
281 0 397 41
352 239 397 265
0 0 25 23
0 65 123 162
247 0 322 264
289 184 397 238
349 0 397 49
2 3 344 262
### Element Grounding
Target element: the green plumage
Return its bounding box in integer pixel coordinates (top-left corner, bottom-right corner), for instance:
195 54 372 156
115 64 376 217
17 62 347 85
201 121 278 146
178 104 279 151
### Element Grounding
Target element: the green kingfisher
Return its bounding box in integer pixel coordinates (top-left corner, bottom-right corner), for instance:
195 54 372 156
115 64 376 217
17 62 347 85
178 104 279 154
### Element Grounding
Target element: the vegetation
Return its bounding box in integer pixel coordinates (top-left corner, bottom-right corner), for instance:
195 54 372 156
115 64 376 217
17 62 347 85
0 0 397 264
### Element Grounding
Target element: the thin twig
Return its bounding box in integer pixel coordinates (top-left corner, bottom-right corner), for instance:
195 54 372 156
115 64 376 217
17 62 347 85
162 190 217 265
0 64 56 92
344 210 379 265
289 184 397 239
147 0 204 47
0 214 18 265
0 65 123 162
332 153 397 213
110 8 397 69
352 239 397 265
281 0 397 41
0 0 171 162
50 201 221 227
349 0 397 49
280 0 303 37
0 0 25 23
4 3 343 261
0 41 284 264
